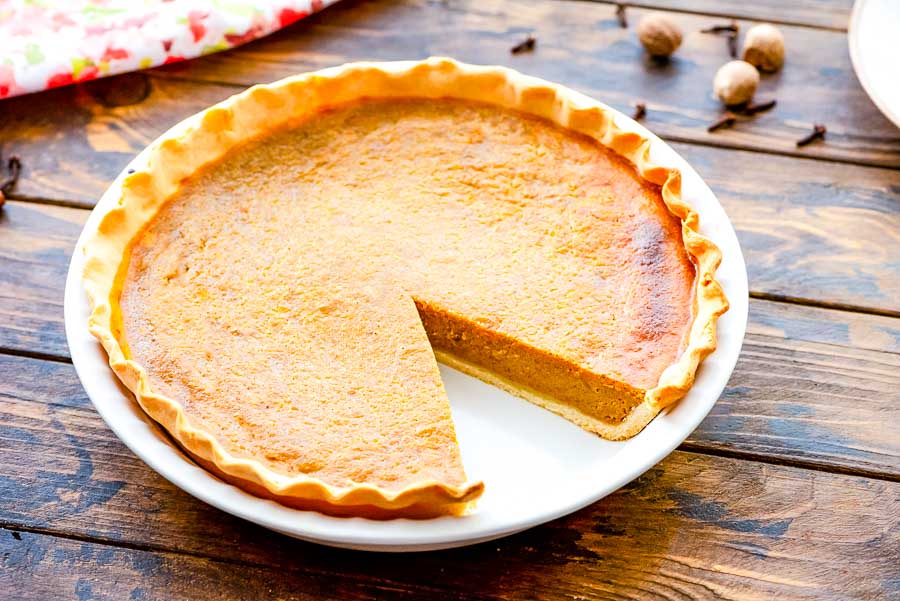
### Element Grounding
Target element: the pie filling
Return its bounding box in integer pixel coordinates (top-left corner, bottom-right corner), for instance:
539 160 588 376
415 300 646 424
117 97 696 495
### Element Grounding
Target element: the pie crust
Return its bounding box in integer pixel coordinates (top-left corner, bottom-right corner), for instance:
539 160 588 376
83 58 728 517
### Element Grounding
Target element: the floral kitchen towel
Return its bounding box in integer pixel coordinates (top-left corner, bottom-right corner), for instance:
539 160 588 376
0 0 334 99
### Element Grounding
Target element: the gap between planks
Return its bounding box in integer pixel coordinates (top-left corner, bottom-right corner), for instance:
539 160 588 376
678 442 900 484
570 0 849 32
0 346 73 365
0 524 449 598
748 292 900 320
0 523 222 566
659 133 900 173
2 194 95 211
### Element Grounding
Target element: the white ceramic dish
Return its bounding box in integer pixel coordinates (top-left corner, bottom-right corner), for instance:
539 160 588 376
850 0 900 129
64 78 748 552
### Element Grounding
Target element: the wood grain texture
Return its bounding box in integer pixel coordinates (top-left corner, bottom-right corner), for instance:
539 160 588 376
669 142 900 315
0 530 446 601
1 1 897 597
1 133 897 363
0 202 86 359
0 72 191 207
0 0 897 207
599 0 853 30
1 191 898 476
1 188 898 475
144 0 898 166
1 277 898 489
1 373 899 600
688 301 900 478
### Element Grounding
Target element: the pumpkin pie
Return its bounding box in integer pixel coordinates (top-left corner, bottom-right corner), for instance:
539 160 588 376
83 58 728 518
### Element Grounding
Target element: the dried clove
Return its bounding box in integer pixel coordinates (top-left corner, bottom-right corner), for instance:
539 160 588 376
0 153 22 207
707 112 737 132
510 35 537 55
702 22 740 57
616 3 628 28
796 123 827 147
737 99 777 115
632 102 647 121
701 23 738 34
727 31 738 57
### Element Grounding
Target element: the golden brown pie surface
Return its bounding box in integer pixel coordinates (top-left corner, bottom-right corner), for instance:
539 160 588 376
84 59 728 518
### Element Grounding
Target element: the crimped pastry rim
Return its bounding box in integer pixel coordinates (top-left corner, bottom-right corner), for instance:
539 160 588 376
82 57 728 515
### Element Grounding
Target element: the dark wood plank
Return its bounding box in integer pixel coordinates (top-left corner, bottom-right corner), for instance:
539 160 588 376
5 288 900 480
0 202 85 359
0 73 192 207
0 530 450 601
687 304 900 477
1 278 898 489
744 298 898 355
1 193 899 476
2 376 899 600
145 0 898 166
606 0 852 31
669 142 900 315
2 132 897 363
0 0 896 205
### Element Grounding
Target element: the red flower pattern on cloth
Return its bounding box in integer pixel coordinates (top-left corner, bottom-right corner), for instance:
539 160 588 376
0 0 337 99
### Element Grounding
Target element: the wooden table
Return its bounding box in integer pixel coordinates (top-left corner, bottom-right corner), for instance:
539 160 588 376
2 1 899 598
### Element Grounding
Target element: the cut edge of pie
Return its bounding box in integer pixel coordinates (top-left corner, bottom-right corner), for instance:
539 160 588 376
82 57 728 517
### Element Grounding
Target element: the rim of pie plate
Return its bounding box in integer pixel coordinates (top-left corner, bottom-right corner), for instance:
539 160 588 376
65 58 748 551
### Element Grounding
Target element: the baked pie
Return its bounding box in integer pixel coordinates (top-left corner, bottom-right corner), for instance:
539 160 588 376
83 58 728 518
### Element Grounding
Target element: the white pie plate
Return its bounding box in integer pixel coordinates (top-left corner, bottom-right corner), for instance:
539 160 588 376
64 83 748 552
849 0 900 129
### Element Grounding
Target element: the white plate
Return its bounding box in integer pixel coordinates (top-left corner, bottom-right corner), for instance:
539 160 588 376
850 0 900 129
64 98 748 552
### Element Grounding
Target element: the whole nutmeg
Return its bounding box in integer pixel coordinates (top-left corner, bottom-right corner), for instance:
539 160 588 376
713 60 759 106
637 12 683 57
742 23 785 72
